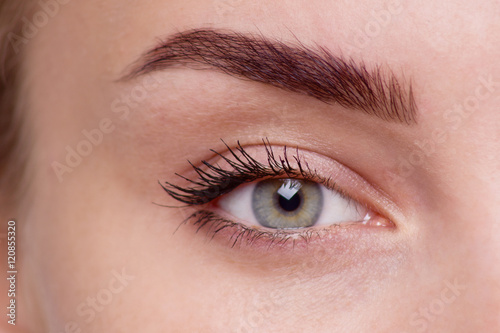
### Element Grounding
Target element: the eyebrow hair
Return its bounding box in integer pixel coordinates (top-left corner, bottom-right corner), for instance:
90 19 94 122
125 29 417 124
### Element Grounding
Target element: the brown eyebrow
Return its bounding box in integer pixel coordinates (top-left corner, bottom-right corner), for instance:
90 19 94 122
124 29 417 124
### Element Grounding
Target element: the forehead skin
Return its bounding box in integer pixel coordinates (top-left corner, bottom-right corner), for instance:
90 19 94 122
14 0 500 332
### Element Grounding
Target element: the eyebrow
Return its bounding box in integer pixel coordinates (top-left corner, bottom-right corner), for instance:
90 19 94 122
124 29 417 124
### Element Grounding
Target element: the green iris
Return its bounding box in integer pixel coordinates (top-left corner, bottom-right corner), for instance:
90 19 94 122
252 179 323 229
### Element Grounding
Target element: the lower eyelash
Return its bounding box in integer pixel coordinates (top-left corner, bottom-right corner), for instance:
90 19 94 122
179 209 328 249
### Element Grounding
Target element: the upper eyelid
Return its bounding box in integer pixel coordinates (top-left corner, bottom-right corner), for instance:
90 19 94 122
158 139 404 225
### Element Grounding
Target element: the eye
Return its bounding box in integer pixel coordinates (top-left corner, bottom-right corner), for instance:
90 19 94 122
217 178 370 229
160 139 395 249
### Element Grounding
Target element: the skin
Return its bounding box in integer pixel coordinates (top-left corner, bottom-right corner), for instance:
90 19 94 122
2 0 499 332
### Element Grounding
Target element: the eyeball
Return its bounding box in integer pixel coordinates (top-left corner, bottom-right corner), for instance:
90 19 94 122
218 178 370 229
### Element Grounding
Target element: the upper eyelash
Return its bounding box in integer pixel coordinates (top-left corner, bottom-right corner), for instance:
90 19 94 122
159 138 327 206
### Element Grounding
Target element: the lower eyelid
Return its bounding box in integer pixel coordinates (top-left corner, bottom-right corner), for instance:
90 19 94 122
181 208 396 256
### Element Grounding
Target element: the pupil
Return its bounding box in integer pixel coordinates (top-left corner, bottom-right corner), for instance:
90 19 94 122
278 192 302 212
